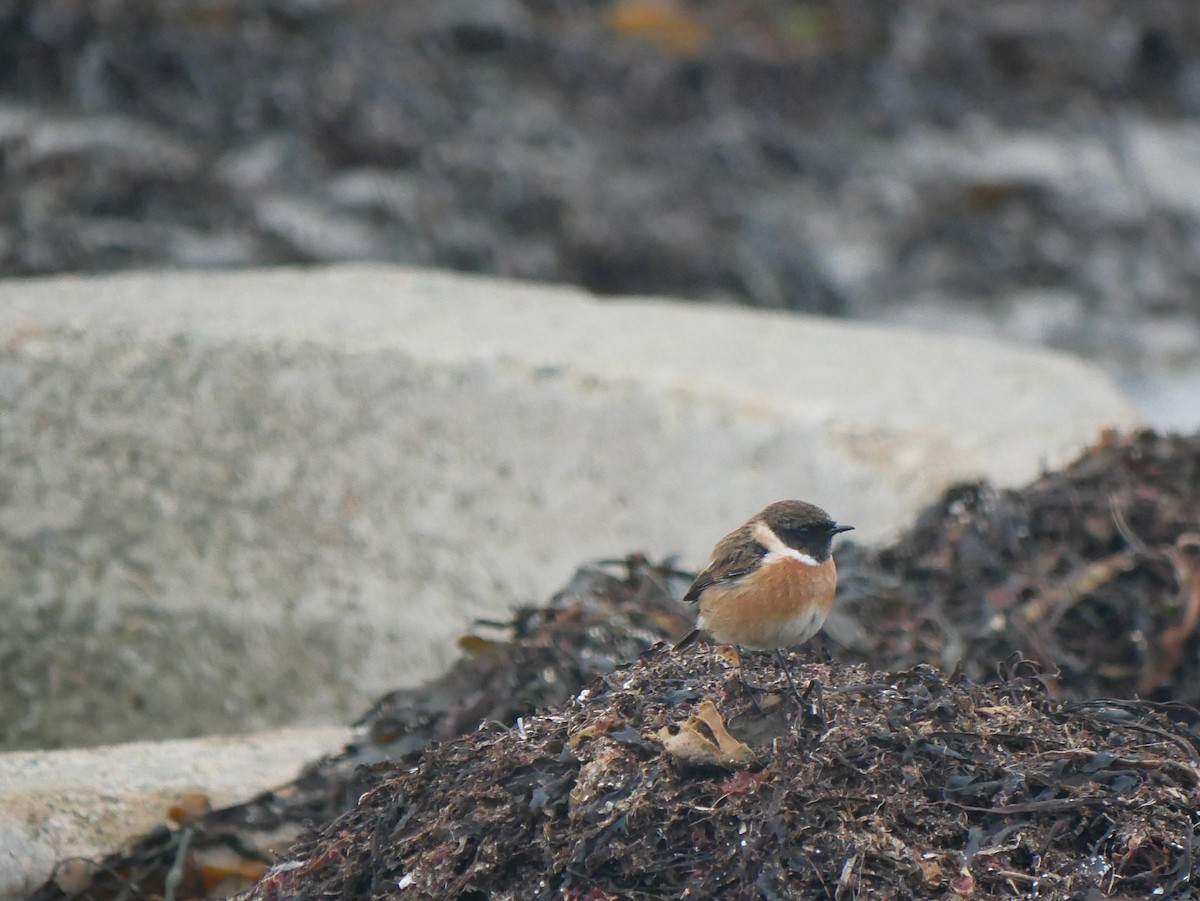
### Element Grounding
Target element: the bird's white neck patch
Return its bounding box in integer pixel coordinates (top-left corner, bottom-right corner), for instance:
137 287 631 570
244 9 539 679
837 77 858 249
752 520 819 566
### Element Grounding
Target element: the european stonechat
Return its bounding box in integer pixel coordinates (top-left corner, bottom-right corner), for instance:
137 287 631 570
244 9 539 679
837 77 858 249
675 500 852 656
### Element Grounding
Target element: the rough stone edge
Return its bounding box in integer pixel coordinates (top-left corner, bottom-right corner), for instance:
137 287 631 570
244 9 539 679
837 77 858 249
0 726 351 900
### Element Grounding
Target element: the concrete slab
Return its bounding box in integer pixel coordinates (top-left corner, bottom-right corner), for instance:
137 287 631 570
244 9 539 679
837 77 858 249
0 726 349 900
0 265 1140 748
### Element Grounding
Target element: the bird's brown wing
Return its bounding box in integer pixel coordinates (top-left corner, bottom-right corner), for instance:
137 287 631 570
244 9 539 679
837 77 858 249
682 524 766 604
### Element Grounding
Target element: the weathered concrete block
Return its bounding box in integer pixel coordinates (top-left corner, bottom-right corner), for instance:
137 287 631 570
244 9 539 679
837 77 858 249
0 265 1139 748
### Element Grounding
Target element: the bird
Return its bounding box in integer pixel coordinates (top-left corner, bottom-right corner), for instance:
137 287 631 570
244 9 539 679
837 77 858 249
674 500 853 691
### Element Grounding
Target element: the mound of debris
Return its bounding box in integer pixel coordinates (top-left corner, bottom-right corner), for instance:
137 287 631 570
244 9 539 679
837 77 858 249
829 430 1200 708
30 557 695 901
29 429 1200 900
352 556 693 763
253 653 1199 900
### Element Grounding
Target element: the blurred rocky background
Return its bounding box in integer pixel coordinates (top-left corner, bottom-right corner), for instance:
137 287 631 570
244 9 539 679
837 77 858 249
1 0 1198 423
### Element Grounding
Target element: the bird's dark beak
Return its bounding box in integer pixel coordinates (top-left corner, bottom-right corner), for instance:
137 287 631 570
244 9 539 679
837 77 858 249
830 523 854 534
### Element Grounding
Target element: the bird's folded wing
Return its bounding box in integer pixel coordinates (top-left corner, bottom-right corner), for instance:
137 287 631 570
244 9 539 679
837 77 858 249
681 528 766 604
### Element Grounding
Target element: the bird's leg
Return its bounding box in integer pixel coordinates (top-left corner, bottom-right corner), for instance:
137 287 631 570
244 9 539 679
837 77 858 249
773 648 805 704
734 645 767 711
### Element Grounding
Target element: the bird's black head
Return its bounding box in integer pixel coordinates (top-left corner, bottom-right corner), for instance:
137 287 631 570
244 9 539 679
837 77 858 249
759 500 853 562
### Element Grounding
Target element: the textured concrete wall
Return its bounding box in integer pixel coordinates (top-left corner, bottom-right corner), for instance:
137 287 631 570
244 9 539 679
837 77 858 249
0 265 1139 749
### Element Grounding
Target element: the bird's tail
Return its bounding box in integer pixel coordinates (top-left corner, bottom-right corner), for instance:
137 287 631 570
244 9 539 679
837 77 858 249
673 628 704 652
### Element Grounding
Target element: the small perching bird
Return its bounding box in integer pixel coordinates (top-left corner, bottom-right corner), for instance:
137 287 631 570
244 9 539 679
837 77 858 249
675 500 853 690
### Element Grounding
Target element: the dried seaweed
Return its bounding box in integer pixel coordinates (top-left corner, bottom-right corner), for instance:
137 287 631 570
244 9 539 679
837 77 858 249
248 653 1200 900
30 429 1200 900
830 430 1200 708
30 558 693 901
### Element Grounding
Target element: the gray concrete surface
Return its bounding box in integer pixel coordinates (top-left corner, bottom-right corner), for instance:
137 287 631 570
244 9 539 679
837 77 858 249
0 726 349 900
0 264 1140 751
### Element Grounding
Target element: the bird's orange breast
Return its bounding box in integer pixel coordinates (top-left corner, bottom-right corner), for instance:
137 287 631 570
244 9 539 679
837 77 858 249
696 557 837 650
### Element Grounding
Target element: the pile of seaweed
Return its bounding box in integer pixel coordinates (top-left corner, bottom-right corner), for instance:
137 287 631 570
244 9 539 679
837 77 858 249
30 430 1200 900
254 654 1200 900
829 430 1200 706
31 557 696 901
